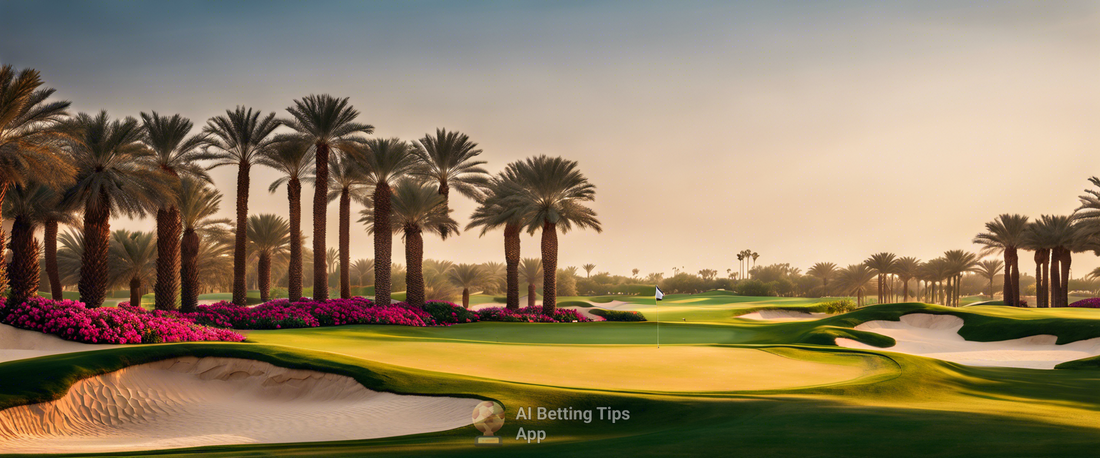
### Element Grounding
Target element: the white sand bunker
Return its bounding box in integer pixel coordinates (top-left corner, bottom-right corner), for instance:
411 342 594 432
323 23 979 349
836 313 1100 369
0 323 117 363
739 310 828 321
0 357 480 454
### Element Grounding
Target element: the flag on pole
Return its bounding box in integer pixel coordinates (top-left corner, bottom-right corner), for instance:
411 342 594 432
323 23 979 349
655 285 664 301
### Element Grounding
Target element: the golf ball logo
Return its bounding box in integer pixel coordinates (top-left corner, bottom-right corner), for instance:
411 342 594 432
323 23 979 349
472 401 505 445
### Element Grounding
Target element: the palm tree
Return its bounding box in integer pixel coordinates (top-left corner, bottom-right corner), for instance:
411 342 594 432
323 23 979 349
326 154 371 298
519 257 543 308
361 179 458 307
582 264 596 278
259 138 315 301
412 128 489 239
246 214 290 302
141 112 209 311
467 173 530 310
736 253 745 279
863 252 897 304
972 259 1005 300
280 95 373 302
834 264 876 307
56 228 83 288
108 230 157 308
1025 215 1080 308
4 184 76 302
449 263 484 308
481 261 506 295
196 226 234 296
352 138 419 306
973 214 1030 307
351 258 374 287
751 252 759 270
59 112 163 308
178 177 226 312
943 250 978 307
503 156 602 314
807 262 837 297
201 106 279 305
0 65 74 291
893 257 921 302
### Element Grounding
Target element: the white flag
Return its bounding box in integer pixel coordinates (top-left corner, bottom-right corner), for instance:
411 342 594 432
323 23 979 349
655 286 664 301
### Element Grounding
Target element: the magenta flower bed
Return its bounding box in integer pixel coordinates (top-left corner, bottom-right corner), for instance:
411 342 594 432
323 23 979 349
0 298 244 344
476 305 592 323
1069 298 1100 308
178 298 440 329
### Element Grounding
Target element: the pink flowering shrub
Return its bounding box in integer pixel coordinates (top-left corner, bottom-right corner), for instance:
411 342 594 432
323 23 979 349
1069 298 1100 308
476 305 592 323
180 298 439 329
1 298 245 344
422 301 480 325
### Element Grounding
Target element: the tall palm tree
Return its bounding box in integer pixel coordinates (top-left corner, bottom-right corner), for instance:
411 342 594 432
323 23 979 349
943 249 978 307
351 138 419 306
361 180 458 307
201 106 279 305
582 264 596 278
0 65 74 291
448 263 484 308
4 184 76 302
519 257 543 308
327 154 371 298
893 257 921 302
59 112 163 308
1025 215 1079 308
260 138 315 301
178 177 226 312
806 262 837 297
972 259 1005 300
108 230 157 309
834 264 876 307
503 156 602 314
280 95 373 302
413 128 489 239
141 112 209 311
863 252 897 304
246 214 290 302
467 173 530 310
973 214 1030 307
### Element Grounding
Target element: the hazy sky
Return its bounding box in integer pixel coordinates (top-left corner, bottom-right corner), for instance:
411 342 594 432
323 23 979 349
2 0 1099 279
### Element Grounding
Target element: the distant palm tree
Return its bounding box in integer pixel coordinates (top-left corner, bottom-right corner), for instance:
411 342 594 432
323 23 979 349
56 228 84 288
0 65 74 291
480 261 506 295
893 257 921 302
326 154 371 298
736 253 744 279
108 230 157 308
4 184 76 302
972 259 1004 300
973 214 1030 307
943 250 978 307
141 112 209 311
413 129 489 240
246 214 290 302
806 262 837 297
520 258 543 308
503 156 602 314
201 106 279 305
834 264 876 307
362 180 458 307
178 177 227 312
467 173 529 310
353 138 420 306
751 252 759 270
863 252 897 304
583 264 596 278
60 112 163 308
259 138 315 301
196 226 234 295
280 95 373 302
632 268 640 278
449 263 484 308
1025 216 1079 308
351 258 374 287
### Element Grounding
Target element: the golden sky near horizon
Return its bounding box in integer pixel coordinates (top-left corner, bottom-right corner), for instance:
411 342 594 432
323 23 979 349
2 1 1099 279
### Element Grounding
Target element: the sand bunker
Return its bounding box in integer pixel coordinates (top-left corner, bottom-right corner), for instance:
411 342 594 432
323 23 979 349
739 310 828 321
836 313 1100 369
0 323 117 363
0 357 480 453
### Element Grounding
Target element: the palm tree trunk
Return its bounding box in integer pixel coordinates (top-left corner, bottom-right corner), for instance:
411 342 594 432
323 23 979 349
1004 248 1016 306
180 229 200 313
528 283 536 308
1034 250 1044 308
462 287 470 308
437 180 451 240
903 278 910 302
232 163 250 306
1058 248 1071 308
44 219 62 300
127 277 141 309
373 182 392 306
504 223 520 310
79 193 111 308
339 187 351 299
405 227 424 307
154 206 181 311
1049 250 1061 309
313 142 329 301
259 252 271 303
287 177 303 301
8 216 39 304
541 221 558 315
0 181 8 293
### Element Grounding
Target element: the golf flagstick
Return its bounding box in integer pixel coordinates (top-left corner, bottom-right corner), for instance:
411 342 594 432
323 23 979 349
655 285 664 348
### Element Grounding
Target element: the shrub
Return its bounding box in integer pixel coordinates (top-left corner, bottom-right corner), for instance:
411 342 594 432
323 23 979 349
735 279 774 297
590 308 646 321
1069 298 1100 308
476 305 591 323
812 299 859 314
422 301 480 325
2 298 244 344
182 298 438 329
